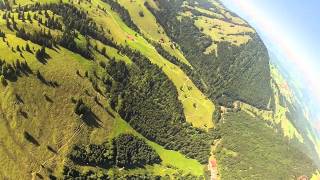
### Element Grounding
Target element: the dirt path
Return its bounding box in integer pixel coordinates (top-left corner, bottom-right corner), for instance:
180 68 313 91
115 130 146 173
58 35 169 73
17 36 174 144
209 139 221 180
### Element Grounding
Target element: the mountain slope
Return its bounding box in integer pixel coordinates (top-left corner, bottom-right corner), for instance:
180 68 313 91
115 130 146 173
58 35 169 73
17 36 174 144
0 0 318 179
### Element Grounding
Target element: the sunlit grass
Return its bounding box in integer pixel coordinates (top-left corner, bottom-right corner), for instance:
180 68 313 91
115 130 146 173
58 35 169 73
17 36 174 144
88 0 215 130
239 65 304 142
179 1 254 54
110 113 205 176
117 0 191 67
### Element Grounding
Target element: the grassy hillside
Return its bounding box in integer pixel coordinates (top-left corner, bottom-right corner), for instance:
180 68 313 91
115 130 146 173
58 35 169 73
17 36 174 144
146 0 274 110
216 111 316 179
0 0 213 178
0 0 318 179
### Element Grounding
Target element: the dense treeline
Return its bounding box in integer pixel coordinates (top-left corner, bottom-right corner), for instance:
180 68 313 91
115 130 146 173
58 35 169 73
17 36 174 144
63 165 198 180
69 142 114 168
145 1 273 110
14 3 116 58
112 173 160 180
37 3 111 45
35 12 63 30
0 59 32 81
95 46 215 163
16 27 54 48
68 134 201 179
273 78 320 165
63 166 109 180
102 0 140 33
113 134 161 167
111 169 200 180
69 134 161 168
216 111 317 179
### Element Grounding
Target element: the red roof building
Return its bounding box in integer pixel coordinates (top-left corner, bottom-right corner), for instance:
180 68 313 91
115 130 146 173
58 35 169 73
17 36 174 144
210 159 217 168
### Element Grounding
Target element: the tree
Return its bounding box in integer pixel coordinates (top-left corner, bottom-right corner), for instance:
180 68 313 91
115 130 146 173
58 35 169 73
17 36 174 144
27 12 32 22
0 30 5 38
35 46 47 61
6 18 11 30
24 131 39 146
16 45 21 52
26 43 32 53
2 12 6 20
69 134 161 169
101 47 106 56
0 75 7 86
138 11 144 17
113 134 161 168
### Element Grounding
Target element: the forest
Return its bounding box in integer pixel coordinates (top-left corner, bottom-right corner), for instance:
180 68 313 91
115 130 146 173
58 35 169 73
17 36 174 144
145 0 273 110
96 47 217 164
0 0 318 179
69 134 161 168
216 111 317 179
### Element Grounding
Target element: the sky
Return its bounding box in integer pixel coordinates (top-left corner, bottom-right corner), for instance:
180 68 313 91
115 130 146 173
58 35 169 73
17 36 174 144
219 0 320 126
219 0 320 65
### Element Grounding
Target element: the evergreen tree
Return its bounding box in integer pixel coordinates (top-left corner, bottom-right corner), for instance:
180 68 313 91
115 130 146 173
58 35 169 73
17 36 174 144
25 43 32 53
16 45 21 52
0 75 7 86
0 30 5 38
27 12 32 22
101 47 106 56
35 46 47 61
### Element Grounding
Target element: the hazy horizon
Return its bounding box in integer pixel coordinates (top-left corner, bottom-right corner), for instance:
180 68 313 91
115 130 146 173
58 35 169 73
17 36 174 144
220 0 320 133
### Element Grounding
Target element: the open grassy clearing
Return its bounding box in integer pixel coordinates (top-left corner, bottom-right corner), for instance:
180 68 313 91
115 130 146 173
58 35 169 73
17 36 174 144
207 0 248 25
78 0 215 130
270 65 294 104
208 0 225 10
109 112 205 177
179 1 254 54
182 3 225 19
0 39 115 179
194 16 253 54
117 0 191 67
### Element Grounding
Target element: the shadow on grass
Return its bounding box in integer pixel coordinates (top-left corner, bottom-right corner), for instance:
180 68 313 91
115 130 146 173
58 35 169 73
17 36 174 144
81 110 102 128
36 71 60 88
24 131 40 146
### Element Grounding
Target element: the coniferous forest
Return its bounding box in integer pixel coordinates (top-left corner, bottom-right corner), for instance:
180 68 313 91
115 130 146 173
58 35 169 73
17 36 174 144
0 0 318 179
